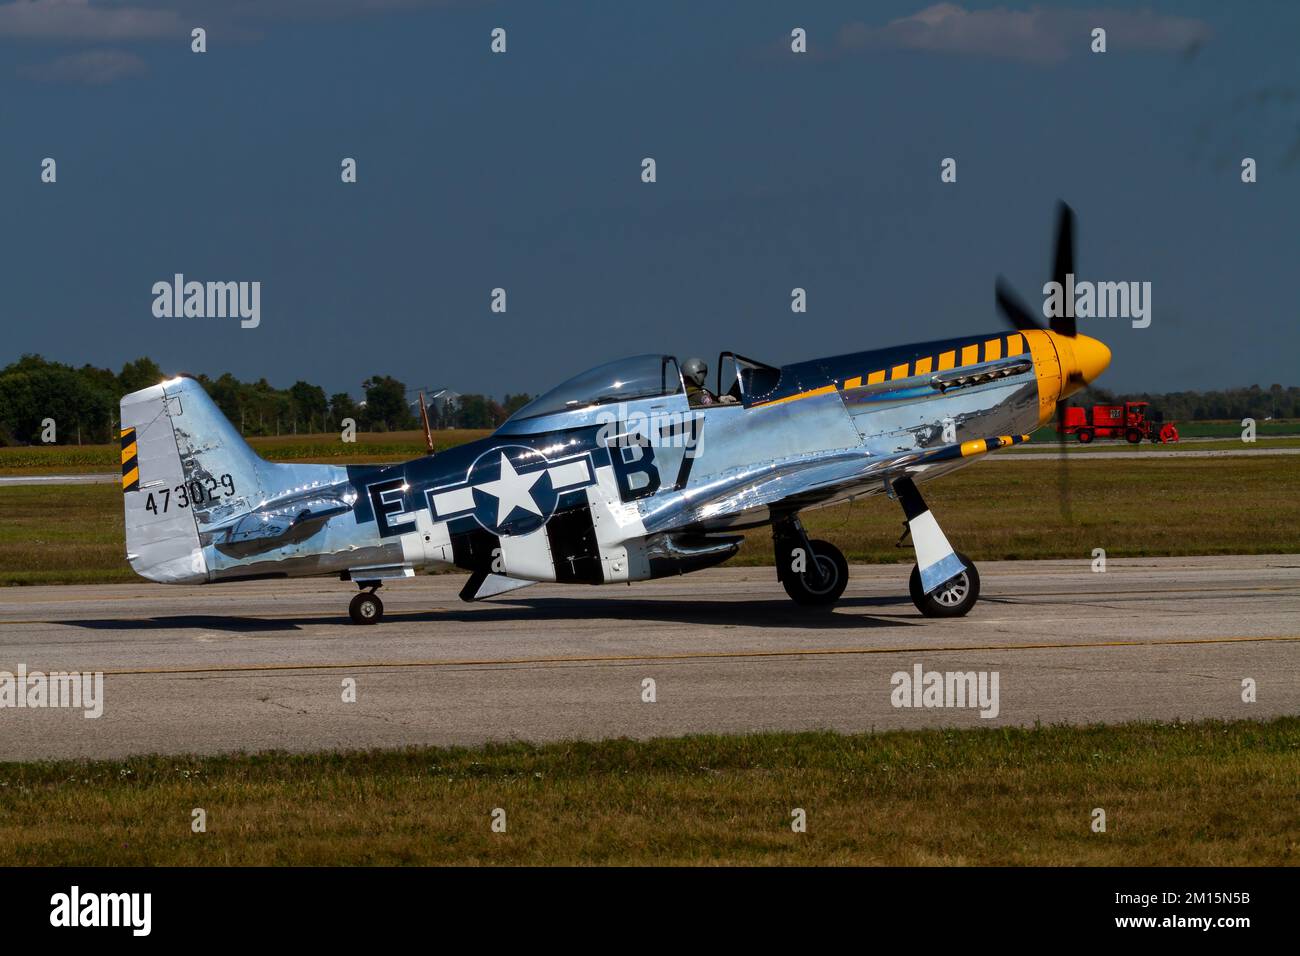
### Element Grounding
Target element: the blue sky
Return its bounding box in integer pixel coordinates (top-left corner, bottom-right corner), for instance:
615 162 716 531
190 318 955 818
3 1 1297 398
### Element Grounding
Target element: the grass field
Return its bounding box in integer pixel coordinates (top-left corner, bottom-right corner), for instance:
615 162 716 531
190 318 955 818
1028 419 1299 442
0 430 492 474
3 427 1296 475
1012 437 1300 453
0 719 1294 865
0 484 136 585
1148 420 1299 438
741 455 1300 565
2 455 1297 585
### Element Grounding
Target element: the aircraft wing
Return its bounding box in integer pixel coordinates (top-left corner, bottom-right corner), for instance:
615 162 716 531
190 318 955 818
639 433 1029 534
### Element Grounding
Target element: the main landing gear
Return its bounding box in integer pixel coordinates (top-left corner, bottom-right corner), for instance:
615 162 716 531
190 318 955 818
349 583 384 625
774 491 978 617
893 476 980 617
773 516 848 606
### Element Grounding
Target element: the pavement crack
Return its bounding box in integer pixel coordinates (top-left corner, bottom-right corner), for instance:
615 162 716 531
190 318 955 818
258 695 310 716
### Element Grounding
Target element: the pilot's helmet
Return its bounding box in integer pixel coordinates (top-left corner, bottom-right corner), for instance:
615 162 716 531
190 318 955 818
682 357 708 388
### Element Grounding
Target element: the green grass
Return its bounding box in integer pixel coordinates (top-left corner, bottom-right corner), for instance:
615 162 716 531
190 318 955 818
1015 436 1300 453
1029 419 1299 441
4 425 1293 474
736 454 1300 565
0 429 491 474
0 719 1295 865
3 455 1298 584
5 419 1296 472
1171 420 1300 438
0 482 134 584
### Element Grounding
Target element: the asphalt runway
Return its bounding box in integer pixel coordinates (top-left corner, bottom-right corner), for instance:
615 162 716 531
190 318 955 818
1 555 1297 760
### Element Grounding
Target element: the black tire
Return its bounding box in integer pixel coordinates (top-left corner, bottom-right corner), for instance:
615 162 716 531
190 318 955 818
909 552 980 618
781 539 849 606
1125 428 1142 444
349 592 383 625
1076 429 1093 444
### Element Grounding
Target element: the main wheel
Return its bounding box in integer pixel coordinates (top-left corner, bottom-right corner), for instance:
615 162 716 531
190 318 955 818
1125 428 1142 444
349 591 384 625
909 552 980 618
781 538 849 606
1076 429 1093 444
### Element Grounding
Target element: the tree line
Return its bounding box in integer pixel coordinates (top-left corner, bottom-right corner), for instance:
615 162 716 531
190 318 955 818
1 353 1296 447
1071 383 1300 423
0 354 532 445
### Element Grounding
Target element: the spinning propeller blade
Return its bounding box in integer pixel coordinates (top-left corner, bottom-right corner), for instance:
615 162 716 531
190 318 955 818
992 202 1081 522
994 277 1042 332
1050 201 1076 338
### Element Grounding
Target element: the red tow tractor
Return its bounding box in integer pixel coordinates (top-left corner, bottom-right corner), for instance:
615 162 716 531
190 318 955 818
1058 401 1180 444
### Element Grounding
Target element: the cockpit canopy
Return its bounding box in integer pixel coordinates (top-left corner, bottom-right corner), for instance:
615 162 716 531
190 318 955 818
505 354 684 423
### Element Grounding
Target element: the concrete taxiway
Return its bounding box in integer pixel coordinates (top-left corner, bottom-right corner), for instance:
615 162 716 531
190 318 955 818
0 555 1296 760
0 473 120 486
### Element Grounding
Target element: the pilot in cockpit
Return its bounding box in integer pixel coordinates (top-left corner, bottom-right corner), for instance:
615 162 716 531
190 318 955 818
683 357 737 407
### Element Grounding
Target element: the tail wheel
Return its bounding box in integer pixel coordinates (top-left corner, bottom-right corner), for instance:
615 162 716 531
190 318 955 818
909 552 980 618
1076 429 1093 444
781 539 849 606
349 591 384 625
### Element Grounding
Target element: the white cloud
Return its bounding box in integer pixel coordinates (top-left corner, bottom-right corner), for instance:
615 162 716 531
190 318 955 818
838 3 1210 64
0 0 181 41
0 0 479 85
0 0 471 41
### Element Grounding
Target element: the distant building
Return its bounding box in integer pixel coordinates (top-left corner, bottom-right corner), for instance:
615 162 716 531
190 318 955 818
409 387 460 427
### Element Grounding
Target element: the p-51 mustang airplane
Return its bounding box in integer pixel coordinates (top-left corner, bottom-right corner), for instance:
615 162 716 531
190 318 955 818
120 204 1109 624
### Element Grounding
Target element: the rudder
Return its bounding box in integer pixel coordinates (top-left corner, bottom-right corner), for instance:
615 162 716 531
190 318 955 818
120 375 274 583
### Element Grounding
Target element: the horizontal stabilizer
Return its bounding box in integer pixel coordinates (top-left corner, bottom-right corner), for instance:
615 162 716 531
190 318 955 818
214 496 353 557
120 375 354 584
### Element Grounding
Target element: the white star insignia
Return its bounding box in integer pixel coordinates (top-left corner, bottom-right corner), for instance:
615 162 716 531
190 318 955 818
475 453 544 526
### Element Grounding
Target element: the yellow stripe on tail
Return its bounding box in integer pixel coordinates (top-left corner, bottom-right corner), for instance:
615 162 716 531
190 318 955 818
120 427 139 492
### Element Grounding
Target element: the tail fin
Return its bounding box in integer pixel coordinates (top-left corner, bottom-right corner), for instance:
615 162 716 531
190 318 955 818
119 375 280 583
